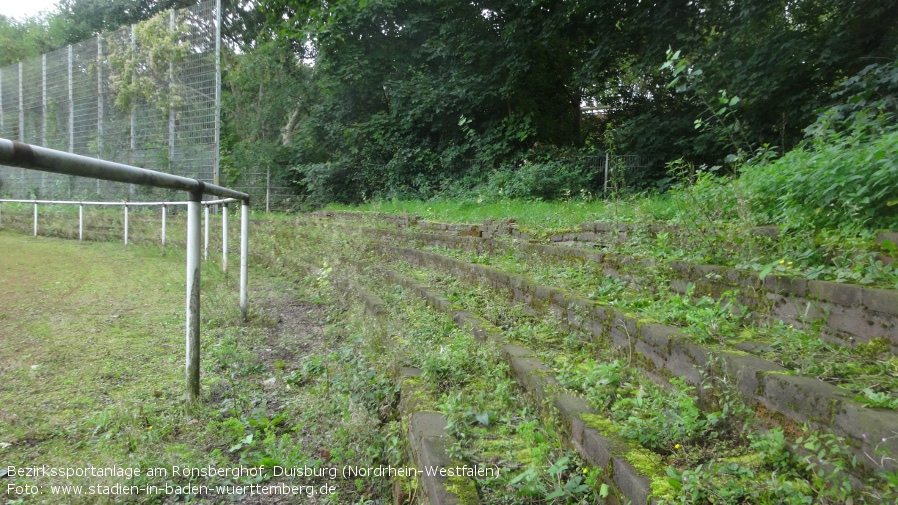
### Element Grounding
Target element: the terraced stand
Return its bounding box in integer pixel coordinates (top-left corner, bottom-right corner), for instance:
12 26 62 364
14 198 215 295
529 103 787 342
358 260 661 504
312 213 898 452
329 271 476 505
318 213 897 352
374 243 898 473
299 212 898 503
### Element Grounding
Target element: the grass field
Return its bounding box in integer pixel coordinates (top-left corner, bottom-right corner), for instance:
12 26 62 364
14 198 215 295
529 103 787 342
0 230 398 504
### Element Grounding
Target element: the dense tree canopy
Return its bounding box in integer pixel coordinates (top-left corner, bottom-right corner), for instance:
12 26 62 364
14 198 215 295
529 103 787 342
3 0 897 205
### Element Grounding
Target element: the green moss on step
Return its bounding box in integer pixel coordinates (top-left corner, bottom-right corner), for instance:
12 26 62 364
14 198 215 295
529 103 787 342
581 413 619 435
400 376 440 411
446 475 480 505
579 413 674 500
626 447 675 500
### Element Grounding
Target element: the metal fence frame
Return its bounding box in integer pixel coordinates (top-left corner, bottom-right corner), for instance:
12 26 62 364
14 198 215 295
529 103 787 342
0 138 249 402
0 0 222 201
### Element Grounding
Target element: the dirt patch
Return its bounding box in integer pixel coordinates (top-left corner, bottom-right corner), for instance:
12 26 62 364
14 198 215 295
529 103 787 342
253 287 329 368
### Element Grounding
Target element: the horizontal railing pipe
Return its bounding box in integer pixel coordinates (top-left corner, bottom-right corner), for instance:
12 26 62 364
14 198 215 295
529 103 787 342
0 198 240 206
0 139 248 202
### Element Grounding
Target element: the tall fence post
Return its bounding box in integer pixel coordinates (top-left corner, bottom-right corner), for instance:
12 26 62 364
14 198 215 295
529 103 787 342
68 45 74 154
186 191 202 403
213 0 221 186
33 202 37 237
266 167 270 213
0 68 4 135
240 200 248 321
79 203 83 241
41 55 48 196
168 10 175 174
128 25 137 199
603 152 610 196
96 35 104 196
124 204 129 245
19 62 25 188
222 203 228 272
204 204 209 260
161 203 167 246
41 54 47 146
18 62 24 141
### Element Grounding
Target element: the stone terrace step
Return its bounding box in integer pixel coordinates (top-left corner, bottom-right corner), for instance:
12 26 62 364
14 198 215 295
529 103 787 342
375 243 898 475
356 260 660 505
365 225 898 352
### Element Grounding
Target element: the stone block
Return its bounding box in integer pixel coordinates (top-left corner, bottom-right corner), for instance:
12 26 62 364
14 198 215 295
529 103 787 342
610 456 653 505
664 337 707 385
581 427 615 468
763 274 807 297
552 393 592 444
808 280 862 306
578 232 599 242
759 373 842 425
863 287 898 317
719 353 784 400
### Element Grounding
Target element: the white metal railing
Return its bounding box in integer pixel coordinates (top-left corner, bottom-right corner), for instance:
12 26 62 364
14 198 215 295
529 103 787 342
0 138 250 403
0 198 236 265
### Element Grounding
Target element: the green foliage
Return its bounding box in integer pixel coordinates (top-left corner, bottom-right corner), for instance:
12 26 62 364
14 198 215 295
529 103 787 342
219 40 314 204
482 158 597 201
0 14 67 66
740 126 898 230
105 13 190 113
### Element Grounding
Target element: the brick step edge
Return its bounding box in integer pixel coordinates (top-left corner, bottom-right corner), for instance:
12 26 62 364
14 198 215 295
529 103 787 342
378 243 898 475
365 226 898 351
360 261 659 505
327 272 476 505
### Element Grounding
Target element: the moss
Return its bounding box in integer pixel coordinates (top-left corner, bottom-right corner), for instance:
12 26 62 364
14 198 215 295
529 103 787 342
626 446 676 500
721 452 764 467
400 375 440 411
581 413 619 435
476 434 543 467
580 413 675 500
445 475 480 505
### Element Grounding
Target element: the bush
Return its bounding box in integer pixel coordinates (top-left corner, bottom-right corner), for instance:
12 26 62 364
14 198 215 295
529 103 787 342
739 127 898 230
483 159 596 200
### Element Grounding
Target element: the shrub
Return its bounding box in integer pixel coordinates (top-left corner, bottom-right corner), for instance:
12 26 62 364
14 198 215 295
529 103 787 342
739 127 898 230
483 159 595 200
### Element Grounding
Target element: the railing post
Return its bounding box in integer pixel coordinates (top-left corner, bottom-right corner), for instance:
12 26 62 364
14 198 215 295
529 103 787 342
124 204 129 245
222 203 228 272
33 202 37 237
79 203 83 241
204 204 209 260
186 190 202 403
161 203 167 246
240 200 248 321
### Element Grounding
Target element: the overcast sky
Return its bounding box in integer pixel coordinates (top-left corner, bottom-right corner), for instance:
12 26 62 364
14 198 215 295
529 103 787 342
0 0 59 21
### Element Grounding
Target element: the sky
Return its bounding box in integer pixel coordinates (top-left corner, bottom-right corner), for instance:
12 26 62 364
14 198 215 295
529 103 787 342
0 0 59 20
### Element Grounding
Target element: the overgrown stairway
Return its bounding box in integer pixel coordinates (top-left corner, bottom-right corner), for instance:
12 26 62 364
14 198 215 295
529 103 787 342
291 211 898 504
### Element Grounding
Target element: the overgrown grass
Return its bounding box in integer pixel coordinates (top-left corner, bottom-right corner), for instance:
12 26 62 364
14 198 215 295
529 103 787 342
390 257 898 504
415 242 898 406
327 198 621 230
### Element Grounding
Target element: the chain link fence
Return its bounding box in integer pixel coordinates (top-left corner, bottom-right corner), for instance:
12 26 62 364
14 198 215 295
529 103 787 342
0 0 220 202
230 170 303 212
